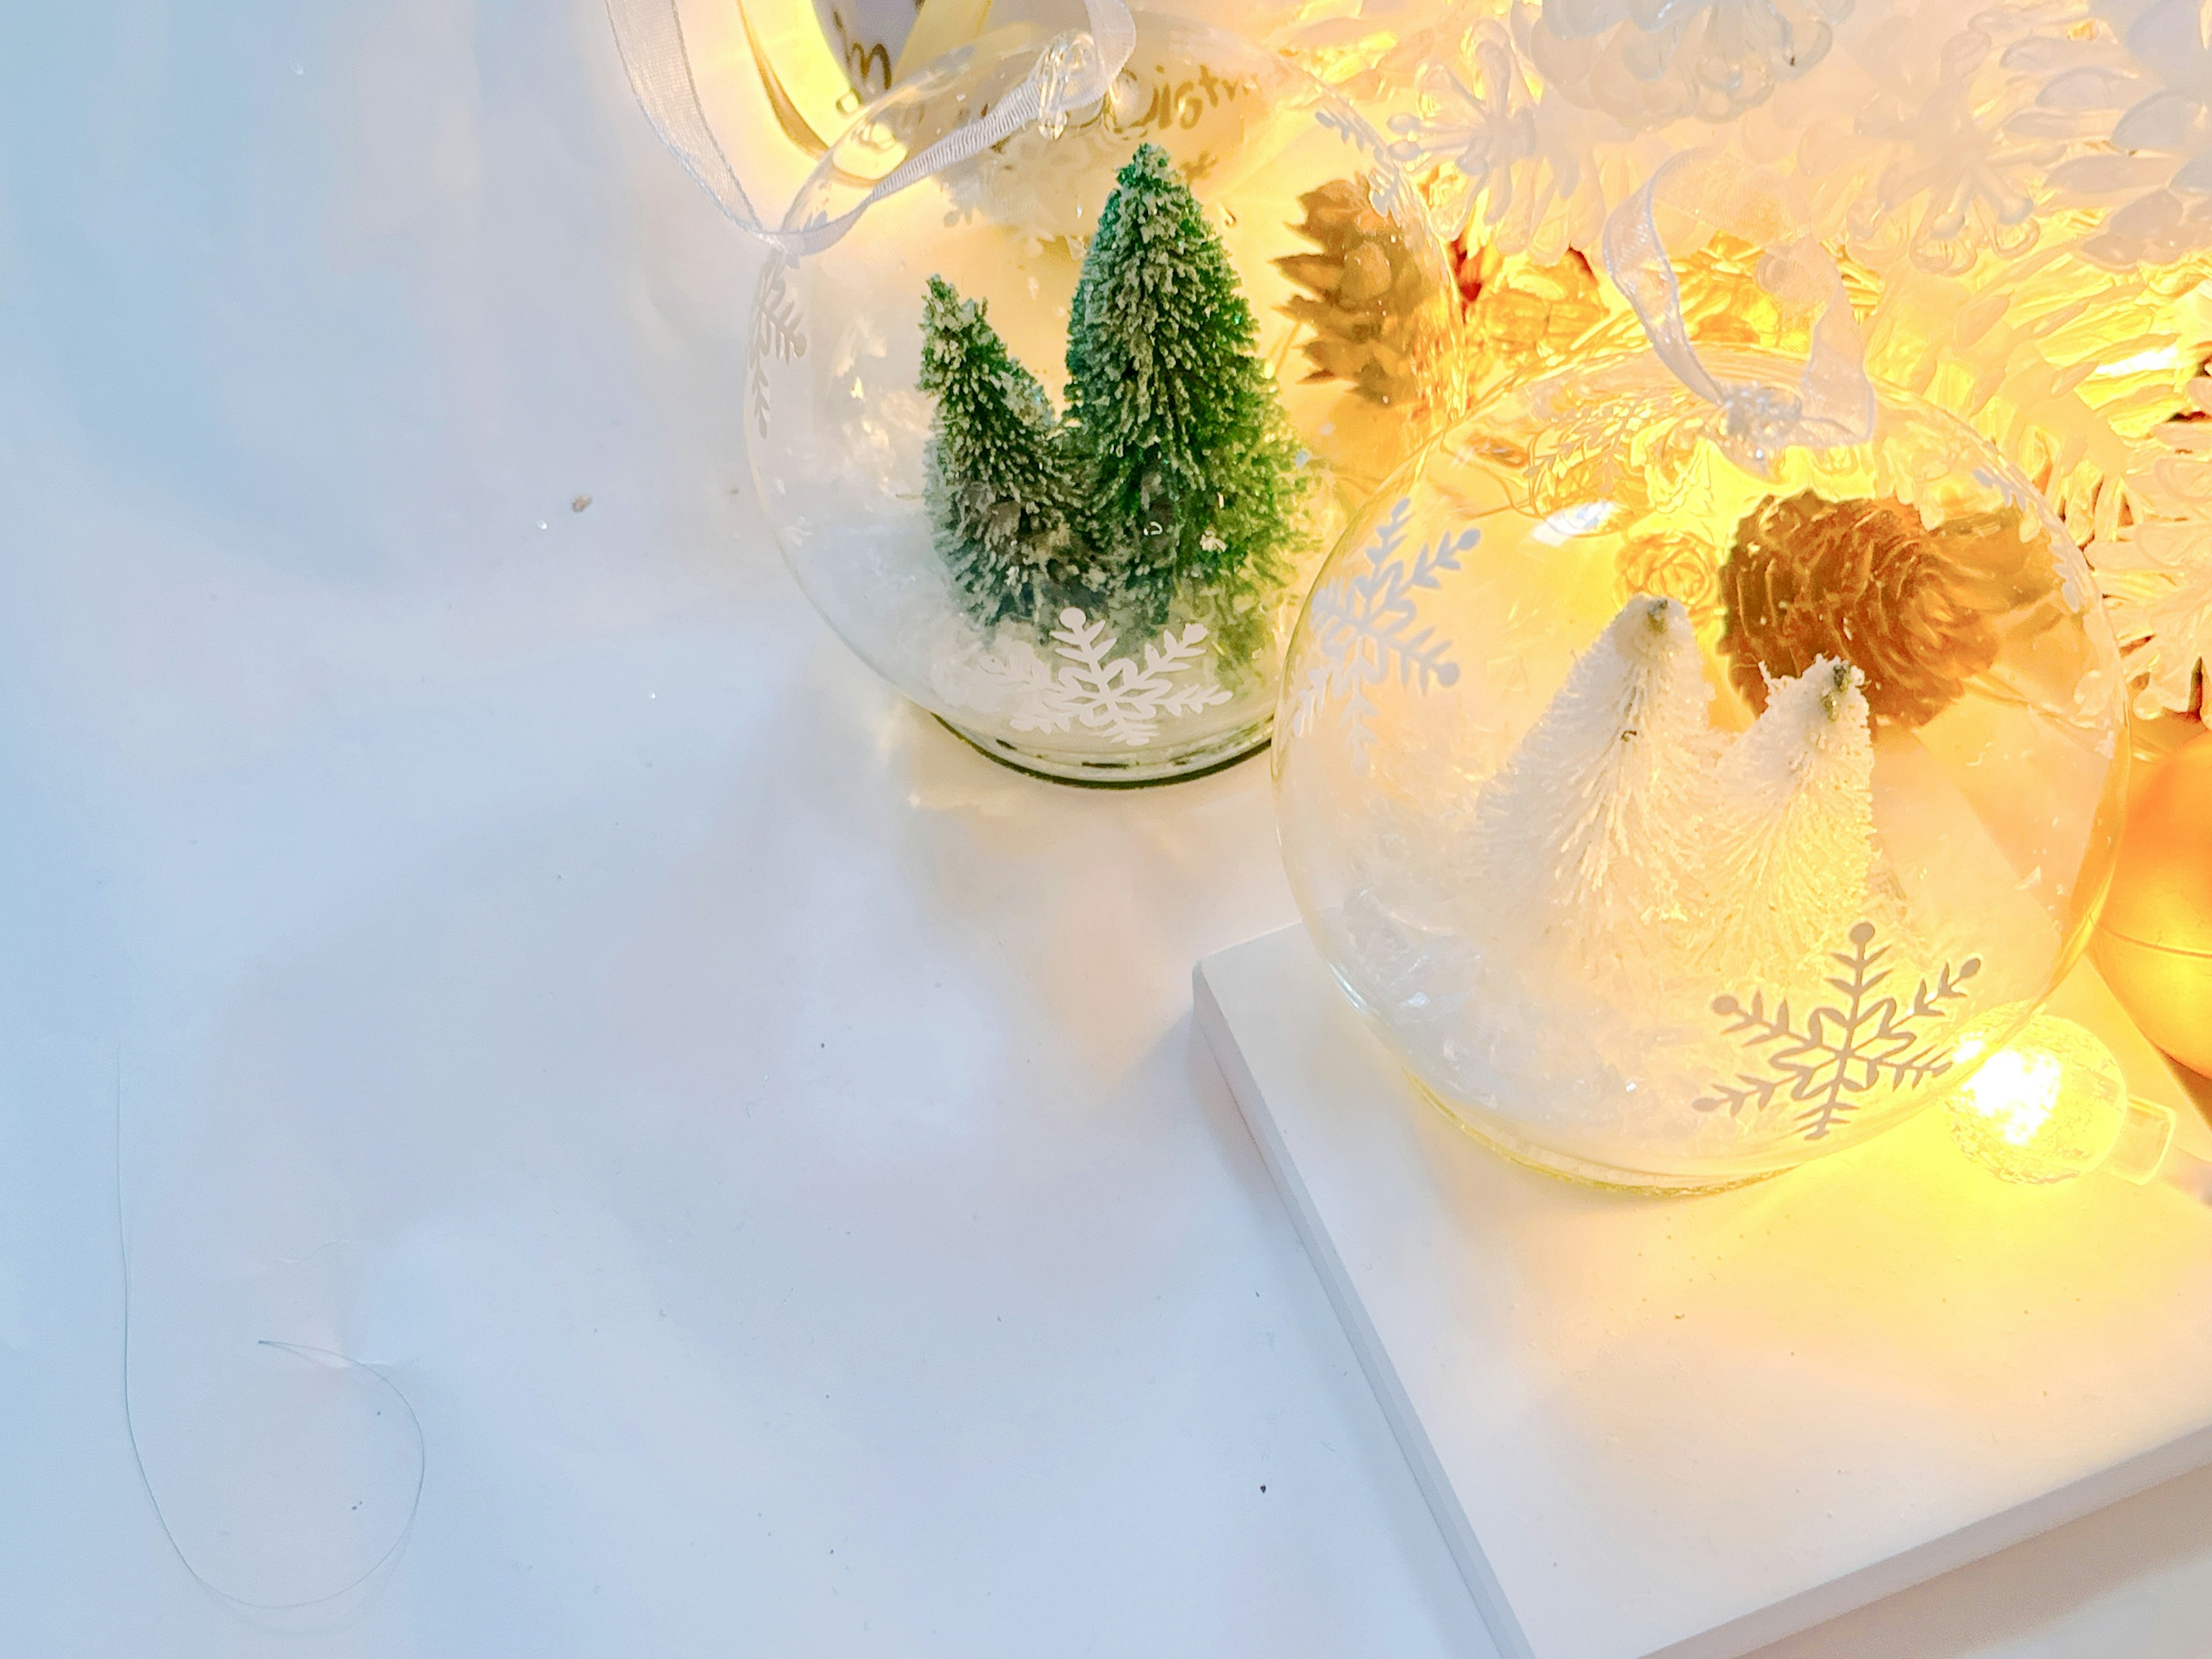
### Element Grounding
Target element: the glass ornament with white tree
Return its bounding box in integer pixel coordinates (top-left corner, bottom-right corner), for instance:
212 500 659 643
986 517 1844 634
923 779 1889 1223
1272 160 2132 1191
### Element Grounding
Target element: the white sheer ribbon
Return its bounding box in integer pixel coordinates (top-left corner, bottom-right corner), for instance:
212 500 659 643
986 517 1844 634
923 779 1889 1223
604 0 1138 257
1601 149 1875 476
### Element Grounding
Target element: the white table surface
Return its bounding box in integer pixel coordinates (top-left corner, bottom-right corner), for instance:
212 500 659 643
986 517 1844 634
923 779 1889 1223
3 6 2209 1655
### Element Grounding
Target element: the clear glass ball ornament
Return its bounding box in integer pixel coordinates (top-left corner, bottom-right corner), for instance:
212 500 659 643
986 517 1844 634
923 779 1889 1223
748 12 1461 785
1274 348 2131 1191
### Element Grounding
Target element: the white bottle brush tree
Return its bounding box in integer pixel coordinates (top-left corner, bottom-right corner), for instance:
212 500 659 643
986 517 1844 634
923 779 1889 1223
1472 599 1885 995
1458 578 1990 1144
1687 658 1986 1143
1689 656 1876 983
1469 595 1715 972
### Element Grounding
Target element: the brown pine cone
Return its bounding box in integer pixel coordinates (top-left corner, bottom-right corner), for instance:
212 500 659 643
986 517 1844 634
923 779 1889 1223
1719 493 2054 729
1277 177 1441 408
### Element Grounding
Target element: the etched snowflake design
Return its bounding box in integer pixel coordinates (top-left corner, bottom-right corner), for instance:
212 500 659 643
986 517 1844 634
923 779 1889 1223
1313 105 1421 221
751 257 807 438
1694 922 1983 1141
1290 495 1475 771
1967 463 2046 524
979 608 1230 748
1524 370 1713 521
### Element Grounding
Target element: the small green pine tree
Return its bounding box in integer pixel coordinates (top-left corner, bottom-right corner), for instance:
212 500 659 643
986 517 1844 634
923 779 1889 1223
1063 143 1307 658
917 275 1090 630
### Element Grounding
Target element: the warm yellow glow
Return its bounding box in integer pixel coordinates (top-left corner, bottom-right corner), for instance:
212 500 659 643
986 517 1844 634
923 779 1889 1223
1957 1041 2066 1147
1945 1012 2131 1185
734 0 876 156
2093 344 2181 378
1531 499 1615 544
1292 29 1407 90
896 0 996 84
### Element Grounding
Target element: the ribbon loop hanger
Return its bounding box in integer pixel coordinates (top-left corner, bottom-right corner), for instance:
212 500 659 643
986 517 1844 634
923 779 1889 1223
1601 149 1876 476
604 0 1139 259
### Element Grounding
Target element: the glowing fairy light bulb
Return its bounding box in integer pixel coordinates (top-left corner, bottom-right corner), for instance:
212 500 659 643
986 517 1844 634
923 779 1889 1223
1955 1040 2070 1156
1945 1010 2211 1194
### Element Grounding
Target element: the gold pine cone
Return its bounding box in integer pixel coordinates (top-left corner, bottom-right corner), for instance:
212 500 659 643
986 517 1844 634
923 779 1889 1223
1277 177 1440 408
1719 493 2052 729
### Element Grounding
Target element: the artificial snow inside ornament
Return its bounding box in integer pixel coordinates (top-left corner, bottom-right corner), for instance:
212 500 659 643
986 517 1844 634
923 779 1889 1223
748 12 1460 783
1274 159 2131 1190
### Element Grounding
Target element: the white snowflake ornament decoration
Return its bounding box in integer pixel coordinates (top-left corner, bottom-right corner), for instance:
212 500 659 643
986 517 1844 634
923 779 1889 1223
1849 16 2054 272
1385 18 1621 255
2033 0 2212 266
1695 922 1983 1141
979 609 1232 748
1290 496 1476 770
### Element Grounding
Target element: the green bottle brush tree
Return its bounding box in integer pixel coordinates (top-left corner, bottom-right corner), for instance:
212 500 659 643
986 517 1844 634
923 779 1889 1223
917 145 1310 671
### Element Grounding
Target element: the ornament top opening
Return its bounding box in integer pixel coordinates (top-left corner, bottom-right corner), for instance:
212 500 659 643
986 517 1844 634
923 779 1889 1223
1275 347 2131 1191
748 12 1460 784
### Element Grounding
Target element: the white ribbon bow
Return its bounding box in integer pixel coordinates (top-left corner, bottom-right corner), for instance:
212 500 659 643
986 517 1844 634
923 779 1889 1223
604 0 1139 257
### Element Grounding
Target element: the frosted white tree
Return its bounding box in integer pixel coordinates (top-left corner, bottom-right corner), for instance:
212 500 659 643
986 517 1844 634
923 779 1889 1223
1469 594 1715 968
1689 656 1876 982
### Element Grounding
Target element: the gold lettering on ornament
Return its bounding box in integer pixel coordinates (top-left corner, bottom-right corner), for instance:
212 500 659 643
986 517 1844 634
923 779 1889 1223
827 9 893 95
963 62 1260 151
1125 65 1259 136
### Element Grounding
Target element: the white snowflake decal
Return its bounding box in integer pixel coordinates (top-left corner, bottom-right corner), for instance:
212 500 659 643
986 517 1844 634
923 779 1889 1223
1695 922 1983 1141
1290 495 1475 770
1313 104 1421 221
750 257 806 439
980 608 1230 748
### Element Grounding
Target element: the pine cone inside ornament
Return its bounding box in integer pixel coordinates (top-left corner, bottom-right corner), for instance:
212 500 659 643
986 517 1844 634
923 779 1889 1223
1718 493 2058 729
1277 177 1442 408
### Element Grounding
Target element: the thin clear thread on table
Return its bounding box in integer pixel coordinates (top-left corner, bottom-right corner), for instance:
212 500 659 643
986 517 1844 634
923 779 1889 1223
113 1059 427 1611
